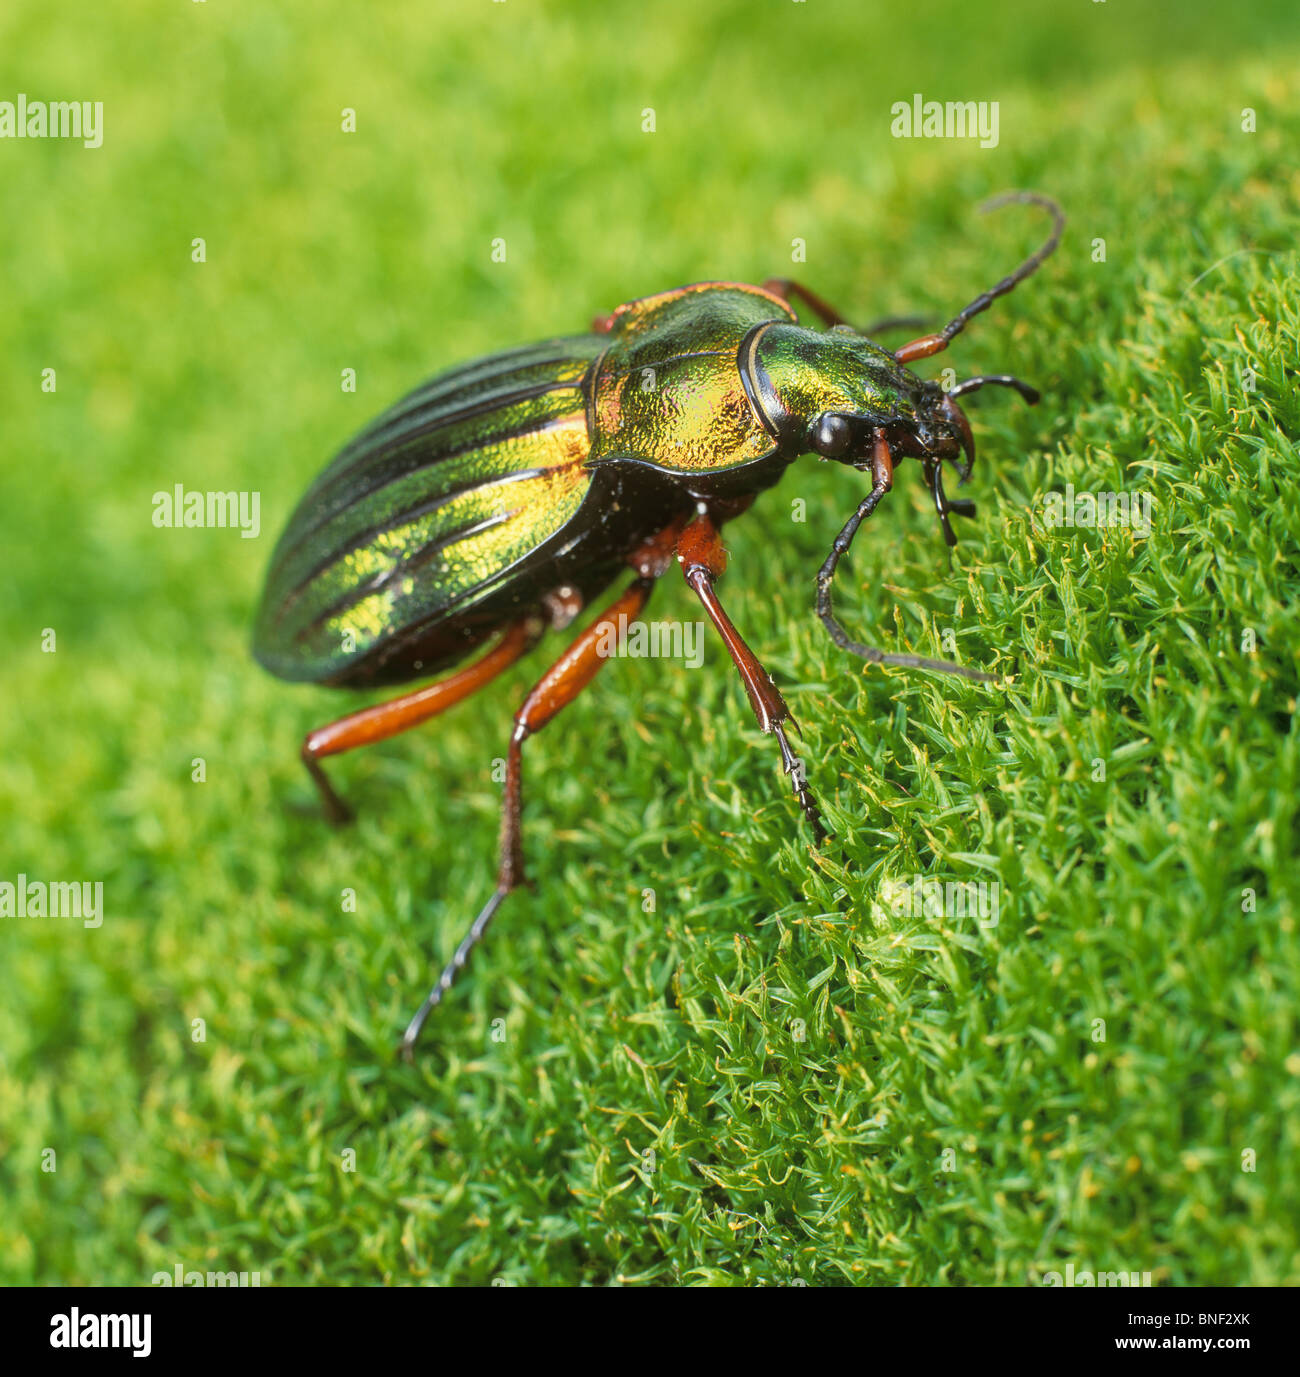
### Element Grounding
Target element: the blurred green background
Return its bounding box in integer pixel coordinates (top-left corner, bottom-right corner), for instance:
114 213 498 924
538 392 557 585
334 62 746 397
1 0 1297 1285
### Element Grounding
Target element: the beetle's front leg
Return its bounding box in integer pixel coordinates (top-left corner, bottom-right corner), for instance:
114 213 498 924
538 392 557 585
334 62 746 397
817 434 993 682
676 510 825 841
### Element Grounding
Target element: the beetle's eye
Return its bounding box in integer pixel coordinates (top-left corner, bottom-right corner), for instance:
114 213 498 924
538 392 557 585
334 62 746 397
811 414 852 457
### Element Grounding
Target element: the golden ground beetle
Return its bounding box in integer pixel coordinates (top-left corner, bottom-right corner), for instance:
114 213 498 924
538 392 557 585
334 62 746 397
253 191 1065 1056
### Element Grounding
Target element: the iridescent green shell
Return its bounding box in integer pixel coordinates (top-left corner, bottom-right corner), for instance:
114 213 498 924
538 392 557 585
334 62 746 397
587 283 794 475
750 323 919 437
254 281 907 689
254 338 601 684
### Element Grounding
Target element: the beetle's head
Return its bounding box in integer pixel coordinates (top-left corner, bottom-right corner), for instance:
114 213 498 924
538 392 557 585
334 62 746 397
747 191 1062 555
755 190 1063 683
748 321 1039 545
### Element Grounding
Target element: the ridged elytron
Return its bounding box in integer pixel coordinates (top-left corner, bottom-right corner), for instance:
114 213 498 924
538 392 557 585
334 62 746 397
254 191 1064 1057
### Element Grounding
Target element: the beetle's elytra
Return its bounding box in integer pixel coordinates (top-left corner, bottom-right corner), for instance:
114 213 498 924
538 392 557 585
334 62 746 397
253 191 1065 1056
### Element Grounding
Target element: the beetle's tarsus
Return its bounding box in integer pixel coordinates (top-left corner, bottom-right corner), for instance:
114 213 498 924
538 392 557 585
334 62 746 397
401 885 508 1058
774 720 825 840
843 637 994 684
321 787 355 827
302 754 355 826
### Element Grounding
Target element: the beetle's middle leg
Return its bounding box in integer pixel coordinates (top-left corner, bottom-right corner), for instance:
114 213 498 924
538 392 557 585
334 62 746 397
675 509 825 841
762 277 933 338
400 573 658 1058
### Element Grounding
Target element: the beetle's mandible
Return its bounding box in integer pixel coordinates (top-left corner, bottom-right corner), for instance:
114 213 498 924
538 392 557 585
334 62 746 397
253 191 1065 1056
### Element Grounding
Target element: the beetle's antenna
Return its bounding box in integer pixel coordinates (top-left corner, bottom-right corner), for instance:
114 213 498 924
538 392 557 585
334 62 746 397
895 192 1065 364
949 373 1040 404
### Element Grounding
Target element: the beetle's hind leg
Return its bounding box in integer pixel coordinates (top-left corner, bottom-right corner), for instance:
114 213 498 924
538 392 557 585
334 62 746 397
761 277 934 338
676 509 826 842
762 277 853 328
299 619 542 824
400 575 658 1059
